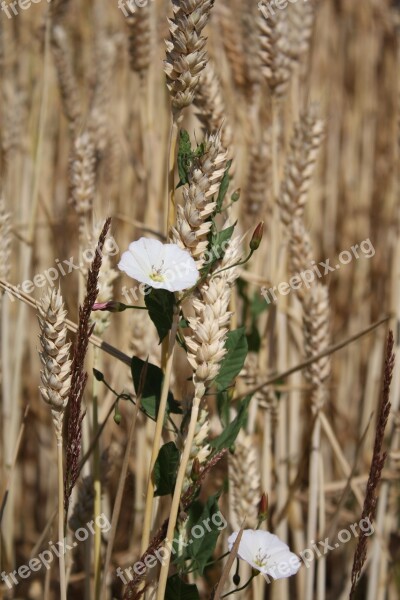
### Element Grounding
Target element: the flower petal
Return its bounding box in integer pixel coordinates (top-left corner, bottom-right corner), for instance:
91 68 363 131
264 549 301 579
228 530 301 581
118 238 199 292
160 243 199 291
118 250 152 285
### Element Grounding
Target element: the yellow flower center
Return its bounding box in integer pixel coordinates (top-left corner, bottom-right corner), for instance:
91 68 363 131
149 272 165 282
149 263 165 283
254 548 269 568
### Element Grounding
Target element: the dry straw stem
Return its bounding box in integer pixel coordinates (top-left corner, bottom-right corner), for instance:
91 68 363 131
155 236 242 598
241 321 394 402
164 0 215 113
0 278 133 367
349 330 394 599
140 313 180 554
212 523 245 600
124 451 227 599
156 395 202 600
100 364 146 600
0 196 11 282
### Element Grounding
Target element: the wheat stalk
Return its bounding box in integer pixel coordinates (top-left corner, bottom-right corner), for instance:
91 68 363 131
37 288 72 600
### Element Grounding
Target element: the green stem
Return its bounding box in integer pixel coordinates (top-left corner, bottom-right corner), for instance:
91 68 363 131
185 551 230 574
211 251 254 278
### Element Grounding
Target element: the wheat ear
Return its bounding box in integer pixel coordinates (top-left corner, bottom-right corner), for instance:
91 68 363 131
37 288 72 600
279 106 329 600
51 25 82 136
229 431 261 530
164 0 214 113
171 131 227 268
279 106 325 226
126 2 152 78
258 6 293 100
69 131 96 243
156 233 242 600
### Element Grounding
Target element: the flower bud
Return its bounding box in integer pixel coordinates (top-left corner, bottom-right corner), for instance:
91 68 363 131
231 188 241 203
92 301 127 313
93 368 104 382
114 403 122 425
258 492 268 522
250 222 264 251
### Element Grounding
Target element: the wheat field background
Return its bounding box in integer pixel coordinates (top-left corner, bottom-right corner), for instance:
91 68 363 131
0 0 399 599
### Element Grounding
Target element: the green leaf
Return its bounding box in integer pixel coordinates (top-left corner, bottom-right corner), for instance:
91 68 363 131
216 159 232 213
165 575 199 600
210 223 235 261
153 442 180 496
177 130 192 188
131 357 182 420
210 396 251 452
214 328 248 391
185 495 224 574
216 390 230 429
248 291 269 352
144 288 175 343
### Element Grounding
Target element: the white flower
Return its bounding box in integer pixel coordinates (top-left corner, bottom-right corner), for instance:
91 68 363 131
228 530 301 581
118 237 199 292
